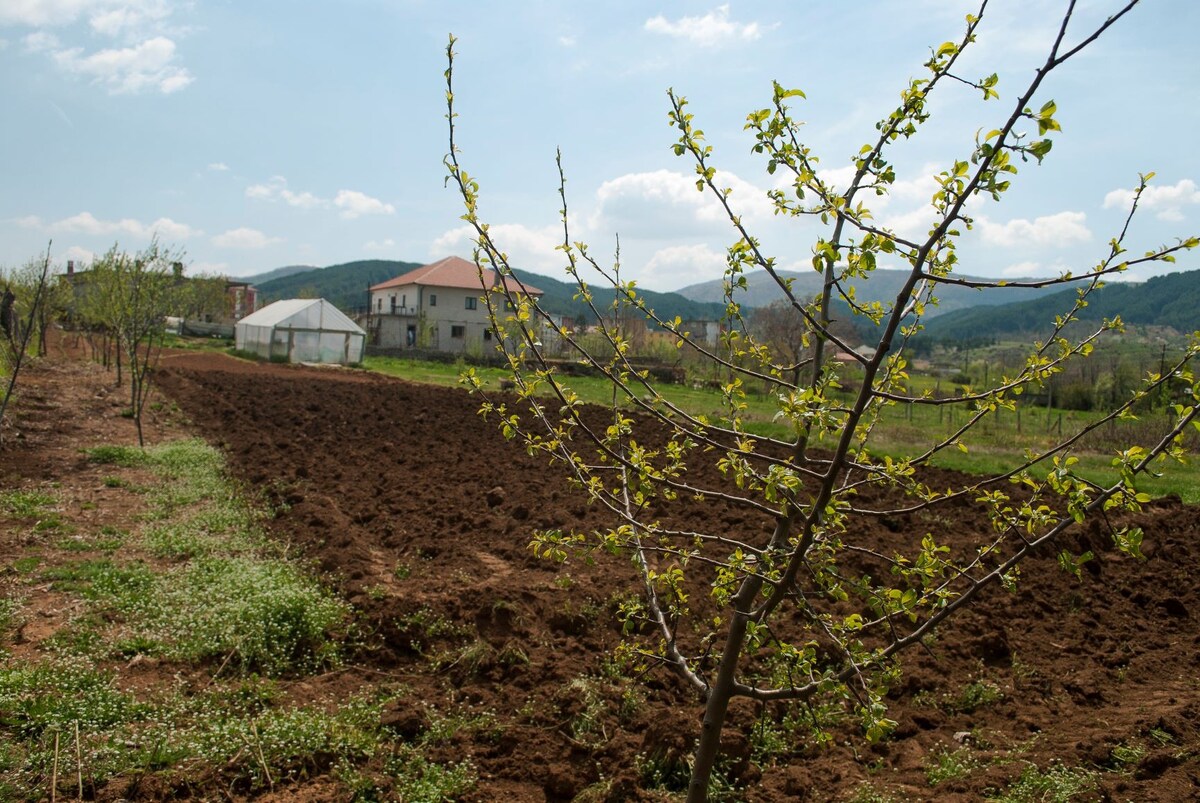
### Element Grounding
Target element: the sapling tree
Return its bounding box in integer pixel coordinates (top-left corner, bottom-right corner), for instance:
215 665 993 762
0 245 54 443
83 241 183 447
445 2 1199 799
174 273 230 326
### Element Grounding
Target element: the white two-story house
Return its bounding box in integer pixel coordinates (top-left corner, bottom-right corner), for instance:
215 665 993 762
364 256 544 354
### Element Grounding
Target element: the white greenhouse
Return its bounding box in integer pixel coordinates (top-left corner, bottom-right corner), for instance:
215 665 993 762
235 298 366 365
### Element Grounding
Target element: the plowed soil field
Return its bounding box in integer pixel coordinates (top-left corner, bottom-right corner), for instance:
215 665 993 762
4 347 1199 801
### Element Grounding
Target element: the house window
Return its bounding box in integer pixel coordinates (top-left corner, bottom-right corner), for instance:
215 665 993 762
484 329 493 341
465 297 477 311
390 296 396 314
429 293 437 307
451 325 465 339
376 298 381 312
401 294 406 309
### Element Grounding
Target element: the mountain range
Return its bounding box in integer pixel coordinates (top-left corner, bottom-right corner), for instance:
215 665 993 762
676 268 1065 315
918 269 1200 341
248 259 729 323
242 260 1199 343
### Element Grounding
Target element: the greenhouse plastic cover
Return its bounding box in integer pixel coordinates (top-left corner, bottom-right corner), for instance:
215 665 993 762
235 298 366 364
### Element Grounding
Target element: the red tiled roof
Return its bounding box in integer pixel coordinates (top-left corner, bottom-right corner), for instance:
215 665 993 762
369 256 543 296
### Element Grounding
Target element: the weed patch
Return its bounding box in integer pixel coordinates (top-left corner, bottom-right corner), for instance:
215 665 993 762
140 556 348 674
0 489 57 518
986 761 1099 802
925 745 981 786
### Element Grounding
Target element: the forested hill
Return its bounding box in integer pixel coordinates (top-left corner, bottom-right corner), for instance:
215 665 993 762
241 264 317 284
677 268 1064 315
519 270 727 323
251 259 727 322
252 260 422 311
918 269 1200 341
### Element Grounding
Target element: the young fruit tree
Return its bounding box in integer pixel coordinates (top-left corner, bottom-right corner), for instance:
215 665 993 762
0 245 54 443
78 240 185 447
445 2 1198 799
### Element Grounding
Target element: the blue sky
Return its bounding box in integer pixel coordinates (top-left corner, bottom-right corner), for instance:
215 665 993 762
1 0 1197 291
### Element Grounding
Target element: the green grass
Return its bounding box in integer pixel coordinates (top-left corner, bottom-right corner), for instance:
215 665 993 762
0 656 145 735
162 333 233 352
0 598 22 640
0 662 476 801
0 437 480 799
925 745 982 786
914 679 1005 715
986 761 1099 802
10 556 39 574
135 556 349 674
846 783 904 803
77 441 351 674
0 489 57 518
84 444 147 467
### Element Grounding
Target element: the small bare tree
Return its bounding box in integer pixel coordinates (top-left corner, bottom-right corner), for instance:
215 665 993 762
445 2 1198 799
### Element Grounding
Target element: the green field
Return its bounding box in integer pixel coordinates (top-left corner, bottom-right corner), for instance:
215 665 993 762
362 354 1200 503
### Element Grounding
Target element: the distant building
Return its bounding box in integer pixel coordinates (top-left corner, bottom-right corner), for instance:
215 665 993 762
362 256 544 354
60 259 259 338
226 280 259 323
682 319 723 349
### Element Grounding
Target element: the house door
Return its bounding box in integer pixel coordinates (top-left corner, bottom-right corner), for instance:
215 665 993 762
406 324 416 347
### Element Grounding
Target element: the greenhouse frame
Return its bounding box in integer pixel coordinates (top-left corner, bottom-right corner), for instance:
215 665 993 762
234 298 366 365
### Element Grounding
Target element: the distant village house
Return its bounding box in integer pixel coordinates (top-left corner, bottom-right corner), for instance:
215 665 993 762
362 256 543 354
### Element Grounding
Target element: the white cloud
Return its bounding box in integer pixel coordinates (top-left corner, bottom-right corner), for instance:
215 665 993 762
88 2 172 37
888 169 943 206
212 227 281 249
187 260 230 276
17 210 199 240
283 190 323 209
143 216 198 240
50 36 192 94
1 1 93 27
334 189 395 219
644 5 769 47
1000 261 1044 278
2 0 173 32
61 245 96 266
878 206 939 242
9 2 193 95
809 164 940 218
246 176 325 209
977 211 1091 248
590 169 771 239
364 238 396 252
22 30 60 51
433 223 562 273
558 34 576 47
244 182 274 200
246 180 393 218
1103 178 1199 222
207 162 229 172
642 244 726 290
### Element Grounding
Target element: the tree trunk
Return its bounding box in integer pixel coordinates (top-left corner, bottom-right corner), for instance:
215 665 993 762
687 573 763 802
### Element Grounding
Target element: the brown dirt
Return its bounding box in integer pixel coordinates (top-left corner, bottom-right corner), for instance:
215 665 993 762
3 342 1199 801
